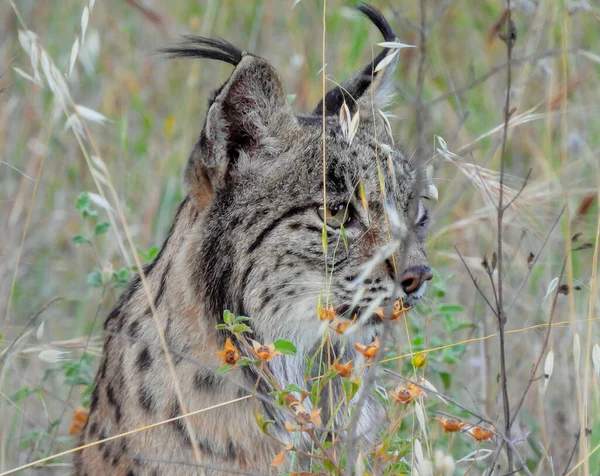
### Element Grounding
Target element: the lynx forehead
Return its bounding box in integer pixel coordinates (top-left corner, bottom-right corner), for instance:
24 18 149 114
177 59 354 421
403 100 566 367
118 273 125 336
75 5 430 475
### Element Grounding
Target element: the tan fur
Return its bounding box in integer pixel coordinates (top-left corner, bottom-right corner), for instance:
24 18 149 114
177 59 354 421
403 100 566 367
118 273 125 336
76 199 279 475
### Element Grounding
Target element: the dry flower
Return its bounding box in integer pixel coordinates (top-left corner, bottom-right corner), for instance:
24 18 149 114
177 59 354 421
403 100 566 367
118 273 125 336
295 404 322 427
468 425 495 441
434 417 465 433
217 338 240 367
334 360 354 378
375 299 409 321
250 340 282 362
271 451 286 467
318 303 337 321
285 405 322 432
271 444 293 467
330 317 352 334
68 407 89 435
389 381 423 404
355 337 380 359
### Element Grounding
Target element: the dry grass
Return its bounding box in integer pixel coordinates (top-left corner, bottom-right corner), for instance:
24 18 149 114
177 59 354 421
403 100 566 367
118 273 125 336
0 0 599 474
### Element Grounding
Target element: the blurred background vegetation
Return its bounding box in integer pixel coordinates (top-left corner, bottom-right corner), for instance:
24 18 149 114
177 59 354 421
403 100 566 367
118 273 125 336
1 0 599 474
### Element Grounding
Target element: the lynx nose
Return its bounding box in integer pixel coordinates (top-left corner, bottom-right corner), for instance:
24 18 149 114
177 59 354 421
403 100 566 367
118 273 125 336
400 266 433 295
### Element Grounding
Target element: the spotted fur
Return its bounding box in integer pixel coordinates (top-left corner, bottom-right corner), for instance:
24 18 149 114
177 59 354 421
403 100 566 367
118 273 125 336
75 5 430 475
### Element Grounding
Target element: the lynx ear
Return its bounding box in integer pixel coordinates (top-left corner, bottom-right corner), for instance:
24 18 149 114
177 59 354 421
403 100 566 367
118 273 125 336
314 4 400 118
164 37 298 207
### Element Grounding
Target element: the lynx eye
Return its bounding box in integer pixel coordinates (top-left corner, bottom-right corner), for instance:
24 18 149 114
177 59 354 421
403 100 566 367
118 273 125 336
318 203 351 229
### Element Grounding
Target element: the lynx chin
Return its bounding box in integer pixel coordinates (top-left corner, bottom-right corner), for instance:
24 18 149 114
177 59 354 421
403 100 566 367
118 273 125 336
75 4 432 475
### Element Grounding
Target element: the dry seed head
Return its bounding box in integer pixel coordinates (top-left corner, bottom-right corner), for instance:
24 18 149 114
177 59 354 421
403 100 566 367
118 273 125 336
39 349 70 363
374 49 399 73
542 349 554 395
592 344 600 380
69 37 80 78
573 333 581 372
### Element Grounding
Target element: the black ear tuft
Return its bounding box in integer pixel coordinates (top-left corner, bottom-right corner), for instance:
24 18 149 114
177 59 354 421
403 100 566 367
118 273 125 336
160 36 243 66
356 3 395 42
314 4 398 117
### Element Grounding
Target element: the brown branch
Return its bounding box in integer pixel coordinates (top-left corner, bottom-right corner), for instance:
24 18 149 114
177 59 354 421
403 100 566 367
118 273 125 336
562 430 581 475
454 246 499 318
494 3 516 471
502 168 532 212
488 259 566 472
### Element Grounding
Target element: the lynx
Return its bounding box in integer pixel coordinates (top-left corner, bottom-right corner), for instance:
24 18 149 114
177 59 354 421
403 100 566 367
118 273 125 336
75 5 431 475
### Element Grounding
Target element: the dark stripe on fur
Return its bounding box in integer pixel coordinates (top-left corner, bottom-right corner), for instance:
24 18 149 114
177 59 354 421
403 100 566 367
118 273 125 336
247 205 312 253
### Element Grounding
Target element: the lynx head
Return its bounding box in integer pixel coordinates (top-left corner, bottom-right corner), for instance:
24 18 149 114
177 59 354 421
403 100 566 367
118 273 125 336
164 5 431 351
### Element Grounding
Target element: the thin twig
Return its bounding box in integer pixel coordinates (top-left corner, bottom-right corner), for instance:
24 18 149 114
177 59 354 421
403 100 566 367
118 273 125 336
509 259 566 427
561 431 581 475
507 206 565 313
502 168 532 212
488 258 567 473
454 246 499 317
0 297 63 363
494 4 515 471
424 48 581 107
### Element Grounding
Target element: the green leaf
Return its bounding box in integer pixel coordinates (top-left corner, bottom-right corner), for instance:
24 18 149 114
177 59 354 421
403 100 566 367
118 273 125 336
274 339 296 355
87 270 103 288
310 381 319 406
343 378 360 401
216 364 234 375
340 224 349 250
255 413 276 434
72 235 88 245
216 324 228 330
439 371 452 389
231 324 253 334
223 310 234 325
94 222 110 235
145 246 159 261
304 355 314 378
438 304 466 313
285 383 304 394
451 322 475 333
237 357 257 368
75 192 90 210
233 316 251 324
321 222 328 253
